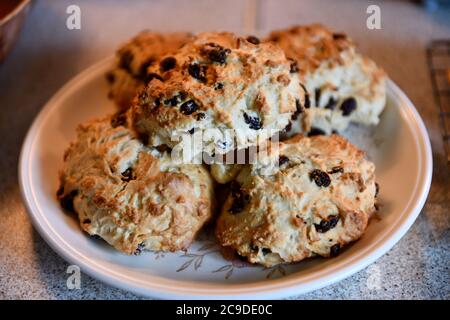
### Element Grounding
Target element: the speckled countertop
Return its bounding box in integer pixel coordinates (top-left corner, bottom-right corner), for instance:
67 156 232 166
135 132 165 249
0 0 449 300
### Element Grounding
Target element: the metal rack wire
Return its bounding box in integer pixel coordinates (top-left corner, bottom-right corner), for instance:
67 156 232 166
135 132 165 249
427 39 450 164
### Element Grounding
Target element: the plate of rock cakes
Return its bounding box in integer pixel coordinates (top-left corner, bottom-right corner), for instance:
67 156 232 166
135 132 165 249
19 24 432 299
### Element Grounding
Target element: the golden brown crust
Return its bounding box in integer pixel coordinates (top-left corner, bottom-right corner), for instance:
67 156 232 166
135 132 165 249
216 134 377 267
132 32 305 158
58 112 215 254
267 24 387 136
107 31 193 110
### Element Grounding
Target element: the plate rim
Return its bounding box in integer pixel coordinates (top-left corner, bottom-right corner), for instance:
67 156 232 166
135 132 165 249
18 56 433 299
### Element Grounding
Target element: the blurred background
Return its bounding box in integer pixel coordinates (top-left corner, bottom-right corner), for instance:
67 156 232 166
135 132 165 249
0 0 449 299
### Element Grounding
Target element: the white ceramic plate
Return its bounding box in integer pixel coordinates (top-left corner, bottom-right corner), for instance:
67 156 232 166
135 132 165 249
19 56 432 299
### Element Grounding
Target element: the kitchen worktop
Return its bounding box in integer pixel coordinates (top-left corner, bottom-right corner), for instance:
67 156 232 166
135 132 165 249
0 0 448 299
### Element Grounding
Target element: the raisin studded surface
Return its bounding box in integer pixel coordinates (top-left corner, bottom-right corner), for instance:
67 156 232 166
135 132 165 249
134 242 146 255
309 169 331 187
291 99 303 120
328 166 344 174
196 112 206 121
314 88 321 106
289 58 299 73
324 97 337 110
121 168 135 182
278 155 289 167
340 97 357 116
145 72 163 83
330 243 341 257
111 112 127 128
137 58 155 81
243 112 262 130
119 50 134 73
188 63 207 82
228 182 249 214
314 215 340 233
246 35 260 45
375 182 380 197
300 83 310 108
59 190 78 213
159 56 177 72
308 127 326 137
180 100 199 115
214 82 224 90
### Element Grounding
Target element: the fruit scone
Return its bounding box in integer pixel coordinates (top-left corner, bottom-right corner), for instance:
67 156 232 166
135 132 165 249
57 111 215 254
216 134 378 267
267 24 386 136
132 32 306 164
106 31 192 110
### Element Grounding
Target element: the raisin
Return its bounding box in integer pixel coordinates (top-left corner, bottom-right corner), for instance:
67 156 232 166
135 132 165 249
111 112 127 128
340 97 357 116
283 121 292 132
314 215 340 233
246 35 260 45
328 166 344 174
289 58 299 73
314 88 321 106
214 82 224 90
121 168 135 182
134 242 145 255
119 50 134 73
153 98 161 107
180 100 199 115
250 244 259 252
203 44 230 64
309 169 331 187
160 56 177 72
300 83 310 108
278 155 289 167
330 243 341 257
196 112 206 121
188 63 207 82
291 99 303 120
164 95 179 106
308 127 326 137
243 112 262 130
261 248 271 256
145 72 163 83
324 97 337 110
137 58 155 81
83 219 91 224
105 71 115 84
91 234 103 240
375 182 380 197
188 128 195 134
228 182 249 214
332 33 346 40
59 190 78 213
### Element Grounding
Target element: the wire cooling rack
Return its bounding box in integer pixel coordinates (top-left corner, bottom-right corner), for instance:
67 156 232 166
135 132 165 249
427 39 450 164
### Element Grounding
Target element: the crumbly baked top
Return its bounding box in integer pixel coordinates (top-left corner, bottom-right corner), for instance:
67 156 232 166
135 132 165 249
132 32 305 158
216 134 377 266
57 112 215 254
106 31 192 110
